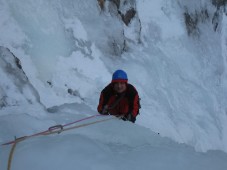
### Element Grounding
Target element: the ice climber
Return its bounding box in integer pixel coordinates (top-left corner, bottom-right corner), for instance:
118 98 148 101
97 69 140 123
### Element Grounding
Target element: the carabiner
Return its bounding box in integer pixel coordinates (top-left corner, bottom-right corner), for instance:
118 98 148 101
48 125 63 134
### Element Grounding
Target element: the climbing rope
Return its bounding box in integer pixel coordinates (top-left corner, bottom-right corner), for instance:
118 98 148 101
2 114 106 146
7 142 16 170
7 136 27 170
45 116 116 136
3 114 119 170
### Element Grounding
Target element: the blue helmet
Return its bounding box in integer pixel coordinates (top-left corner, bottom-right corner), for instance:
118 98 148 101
112 69 128 83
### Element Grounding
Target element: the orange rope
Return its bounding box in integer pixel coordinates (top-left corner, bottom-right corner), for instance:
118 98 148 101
6 116 117 170
7 137 27 170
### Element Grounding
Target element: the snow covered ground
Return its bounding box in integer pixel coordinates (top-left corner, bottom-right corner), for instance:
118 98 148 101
1 106 227 170
1 0 227 169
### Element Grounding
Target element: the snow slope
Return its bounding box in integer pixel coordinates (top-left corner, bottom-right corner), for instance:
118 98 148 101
1 106 227 170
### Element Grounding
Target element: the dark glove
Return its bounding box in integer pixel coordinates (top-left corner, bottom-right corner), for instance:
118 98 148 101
101 105 109 115
122 113 132 121
126 114 133 121
122 116 127 121
122 113 136 123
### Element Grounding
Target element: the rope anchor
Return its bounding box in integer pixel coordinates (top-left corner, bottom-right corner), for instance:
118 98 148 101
48 125 63 134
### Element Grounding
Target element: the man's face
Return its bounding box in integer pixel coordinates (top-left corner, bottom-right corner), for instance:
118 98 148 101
113 82 127 93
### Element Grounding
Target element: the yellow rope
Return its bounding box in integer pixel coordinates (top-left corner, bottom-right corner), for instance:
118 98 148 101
7 137 27 170
6 116 117 170
7 142 17 170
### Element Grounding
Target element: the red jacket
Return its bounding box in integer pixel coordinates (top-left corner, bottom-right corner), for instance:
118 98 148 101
97 83 140 117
